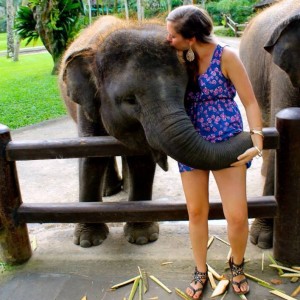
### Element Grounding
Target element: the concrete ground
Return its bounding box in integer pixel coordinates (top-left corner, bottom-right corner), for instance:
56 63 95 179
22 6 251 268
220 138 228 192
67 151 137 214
1 37 299 300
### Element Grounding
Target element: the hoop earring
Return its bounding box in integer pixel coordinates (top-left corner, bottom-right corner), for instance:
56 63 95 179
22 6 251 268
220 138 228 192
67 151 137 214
186 47 195 62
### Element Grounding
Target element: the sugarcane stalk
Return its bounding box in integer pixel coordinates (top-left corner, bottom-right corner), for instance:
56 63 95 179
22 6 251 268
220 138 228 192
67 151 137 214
280 273 300 278
291 285 300 297
208 271 217 289
244 272 271 286
207 236 214 248
138 278 143 300
175 288 190 300
239 295 248 300
270 290 298 300
258 282 285 293
220 290 228 300
292 266 300 271
268 255 284 275
138 266 148 293
211 279 229 298
214 235 230 246
149 275 172 293
128 277 140 300
110 275 140 290
207 263 223 280
270 264 300 274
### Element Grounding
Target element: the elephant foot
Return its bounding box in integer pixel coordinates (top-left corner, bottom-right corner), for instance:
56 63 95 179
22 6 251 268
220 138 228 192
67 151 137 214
124 222 159 245
73 223 109 248
250 218 273 249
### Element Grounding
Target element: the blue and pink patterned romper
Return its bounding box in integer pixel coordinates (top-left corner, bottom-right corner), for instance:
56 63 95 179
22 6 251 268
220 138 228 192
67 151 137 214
179 44 248 173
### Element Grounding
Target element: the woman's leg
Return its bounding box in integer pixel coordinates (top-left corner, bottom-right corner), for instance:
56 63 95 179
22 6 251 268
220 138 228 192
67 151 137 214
181 169 210 299
212 165 249 294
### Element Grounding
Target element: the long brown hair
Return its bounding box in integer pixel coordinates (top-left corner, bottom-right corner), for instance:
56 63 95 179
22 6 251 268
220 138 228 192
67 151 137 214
166 5 214 85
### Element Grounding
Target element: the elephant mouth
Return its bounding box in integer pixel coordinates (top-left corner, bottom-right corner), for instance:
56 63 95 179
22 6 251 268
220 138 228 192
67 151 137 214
150 148 168 171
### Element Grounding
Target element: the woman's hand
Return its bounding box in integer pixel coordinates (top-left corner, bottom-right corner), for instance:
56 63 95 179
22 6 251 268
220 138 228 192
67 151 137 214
230 147 261 167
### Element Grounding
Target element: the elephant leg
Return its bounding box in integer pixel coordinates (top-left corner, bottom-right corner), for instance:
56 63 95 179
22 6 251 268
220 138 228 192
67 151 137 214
123 155 159 245
102 157 123 197
74 108 110 248
250 150 275 249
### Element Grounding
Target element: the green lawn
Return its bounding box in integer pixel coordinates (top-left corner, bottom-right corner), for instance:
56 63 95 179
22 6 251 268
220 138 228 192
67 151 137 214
0 52 67 129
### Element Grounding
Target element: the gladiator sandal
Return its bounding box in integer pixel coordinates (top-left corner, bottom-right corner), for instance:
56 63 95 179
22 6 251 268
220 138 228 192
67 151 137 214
229 257 250 295
187 266 208 299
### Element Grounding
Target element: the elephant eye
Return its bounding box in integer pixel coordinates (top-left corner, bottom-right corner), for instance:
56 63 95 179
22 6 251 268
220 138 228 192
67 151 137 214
123 95 136 105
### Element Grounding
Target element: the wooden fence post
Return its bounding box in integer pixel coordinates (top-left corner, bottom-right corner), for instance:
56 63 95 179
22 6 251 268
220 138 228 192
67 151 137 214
0 124 32 264
274 108 300 265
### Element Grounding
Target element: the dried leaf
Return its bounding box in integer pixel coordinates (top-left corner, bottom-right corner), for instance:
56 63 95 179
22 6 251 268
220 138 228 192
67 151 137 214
81 296 87 300
271 278 282 285
291 285 300 297
149 275 172 293
208 271 217 289
211 279 229 298
128 277 140 300
175 288 190 300
270 290 298 300
110 275 140 290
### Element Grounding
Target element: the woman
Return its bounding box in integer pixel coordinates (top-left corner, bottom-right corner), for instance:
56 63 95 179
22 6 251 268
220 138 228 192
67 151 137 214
166 5 263 299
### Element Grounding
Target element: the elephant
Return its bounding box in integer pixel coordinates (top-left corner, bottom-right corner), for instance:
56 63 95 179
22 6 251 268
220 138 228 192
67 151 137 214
239 0 300 249
59 15 252 248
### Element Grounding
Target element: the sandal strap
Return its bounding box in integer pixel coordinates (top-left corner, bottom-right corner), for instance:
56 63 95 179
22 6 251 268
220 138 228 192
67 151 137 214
229 258 245 277
232 278 248 288
192 267 207 286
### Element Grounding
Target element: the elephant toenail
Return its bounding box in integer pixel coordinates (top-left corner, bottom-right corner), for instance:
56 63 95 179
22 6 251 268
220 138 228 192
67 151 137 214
80 240 92 248
93 239 103 246
136 237 148 245
149 233 159 242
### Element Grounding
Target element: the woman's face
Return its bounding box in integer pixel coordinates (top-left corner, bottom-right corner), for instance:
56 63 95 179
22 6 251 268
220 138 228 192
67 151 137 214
166 21 190 51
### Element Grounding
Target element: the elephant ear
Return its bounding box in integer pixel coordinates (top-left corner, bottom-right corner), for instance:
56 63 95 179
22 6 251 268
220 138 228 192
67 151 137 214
264 15 300 61
61 48 99 122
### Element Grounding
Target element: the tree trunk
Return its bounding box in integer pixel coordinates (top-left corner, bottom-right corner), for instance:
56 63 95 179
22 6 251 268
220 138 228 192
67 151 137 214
124 0 129 20
6 0 14 59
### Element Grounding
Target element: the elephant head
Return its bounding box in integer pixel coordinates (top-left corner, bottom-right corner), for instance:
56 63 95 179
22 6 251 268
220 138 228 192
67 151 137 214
264 14 300 88
60 17 252 171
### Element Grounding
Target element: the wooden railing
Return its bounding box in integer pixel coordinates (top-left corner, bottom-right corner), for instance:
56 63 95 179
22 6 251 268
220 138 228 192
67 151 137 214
222 14 247 37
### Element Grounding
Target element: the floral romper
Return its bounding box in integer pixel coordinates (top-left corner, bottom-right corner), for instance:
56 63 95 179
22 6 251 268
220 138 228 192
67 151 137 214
179 44 249 173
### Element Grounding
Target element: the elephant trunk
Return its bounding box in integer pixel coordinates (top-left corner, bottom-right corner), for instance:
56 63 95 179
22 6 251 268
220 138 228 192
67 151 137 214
144 108 253 170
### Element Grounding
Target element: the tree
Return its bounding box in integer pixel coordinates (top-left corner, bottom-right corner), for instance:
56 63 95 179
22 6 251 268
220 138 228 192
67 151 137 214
6 0 15 58
15 0 86 74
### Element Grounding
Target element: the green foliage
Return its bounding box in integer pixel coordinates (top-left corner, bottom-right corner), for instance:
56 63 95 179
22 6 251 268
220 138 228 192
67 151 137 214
0 52 66 129
14 6 39 45
206 0 256 25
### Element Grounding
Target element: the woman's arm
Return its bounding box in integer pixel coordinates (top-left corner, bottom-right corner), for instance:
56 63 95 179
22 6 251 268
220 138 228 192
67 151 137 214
221 47 264 166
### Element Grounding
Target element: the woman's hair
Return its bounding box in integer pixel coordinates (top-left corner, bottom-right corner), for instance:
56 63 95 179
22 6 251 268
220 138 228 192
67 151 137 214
166 5 214 86
166 5 213 43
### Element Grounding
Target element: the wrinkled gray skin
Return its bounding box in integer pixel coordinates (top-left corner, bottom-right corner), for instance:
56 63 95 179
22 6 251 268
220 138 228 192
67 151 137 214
59 16 252 248
240 0 300 249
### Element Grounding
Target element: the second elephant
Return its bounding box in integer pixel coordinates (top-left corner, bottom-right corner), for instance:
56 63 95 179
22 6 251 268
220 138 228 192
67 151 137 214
59 16 252 248
239 0 300 249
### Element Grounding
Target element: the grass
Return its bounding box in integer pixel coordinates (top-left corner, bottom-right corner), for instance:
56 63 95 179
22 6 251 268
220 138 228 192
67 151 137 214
0 52 67 129
0 33 44 52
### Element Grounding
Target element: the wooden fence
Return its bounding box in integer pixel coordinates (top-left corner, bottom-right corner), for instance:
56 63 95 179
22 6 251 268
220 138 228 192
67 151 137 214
0 107 299 265
223 14 247 37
